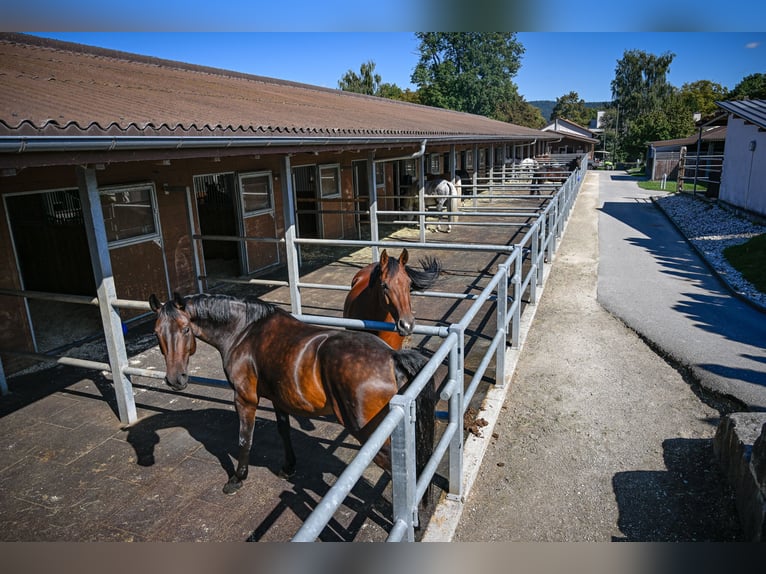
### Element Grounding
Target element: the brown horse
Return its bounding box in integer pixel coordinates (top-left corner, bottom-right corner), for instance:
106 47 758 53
149 292 435 495
343 249 441 350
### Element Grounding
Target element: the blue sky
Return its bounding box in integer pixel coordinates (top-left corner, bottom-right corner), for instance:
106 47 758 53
25 32 765 103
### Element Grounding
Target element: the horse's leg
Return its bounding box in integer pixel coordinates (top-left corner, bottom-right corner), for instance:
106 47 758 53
224 396 257 495
435 198 446 232
274 408 296 478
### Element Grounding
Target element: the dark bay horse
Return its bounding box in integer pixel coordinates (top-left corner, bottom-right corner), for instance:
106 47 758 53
343 249 441 350
149 292 436 495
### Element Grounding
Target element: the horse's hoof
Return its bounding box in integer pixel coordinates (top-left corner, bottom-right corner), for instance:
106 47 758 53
222 478 243 495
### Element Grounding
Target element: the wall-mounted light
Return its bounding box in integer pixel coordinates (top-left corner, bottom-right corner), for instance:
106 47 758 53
749 140 757 152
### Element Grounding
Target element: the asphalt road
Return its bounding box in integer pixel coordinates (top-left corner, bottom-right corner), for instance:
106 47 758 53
443 170 745 542
597 172 766 412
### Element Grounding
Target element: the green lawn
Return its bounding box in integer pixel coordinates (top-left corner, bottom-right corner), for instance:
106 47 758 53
637 179 708 193
724 234 766 295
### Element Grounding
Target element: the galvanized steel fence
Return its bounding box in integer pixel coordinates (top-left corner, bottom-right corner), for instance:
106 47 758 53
0 155 586 541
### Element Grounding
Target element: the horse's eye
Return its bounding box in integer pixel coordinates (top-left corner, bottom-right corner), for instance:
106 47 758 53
182 326 191 335
381 282 389 291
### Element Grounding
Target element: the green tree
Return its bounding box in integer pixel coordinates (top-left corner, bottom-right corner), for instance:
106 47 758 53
338 60 381 95
597 107 619 162
610 50 681 161
620 93 695 161
611 50 675 121
729 73 766 100
411 32 525 120
678 80 729 118
338 61 419 103
551 91 593 126
494 93 546 129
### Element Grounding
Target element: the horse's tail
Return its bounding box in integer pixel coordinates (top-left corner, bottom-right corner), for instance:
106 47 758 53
406 256 442 291
393 349 436 506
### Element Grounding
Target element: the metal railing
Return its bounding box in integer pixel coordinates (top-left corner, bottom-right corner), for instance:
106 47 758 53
0 155 586 541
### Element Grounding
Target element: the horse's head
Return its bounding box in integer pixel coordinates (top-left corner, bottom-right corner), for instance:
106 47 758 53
149 292 196 391
377 249 415 337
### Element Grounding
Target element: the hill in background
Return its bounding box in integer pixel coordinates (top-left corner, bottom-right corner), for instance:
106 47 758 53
529 100 612 122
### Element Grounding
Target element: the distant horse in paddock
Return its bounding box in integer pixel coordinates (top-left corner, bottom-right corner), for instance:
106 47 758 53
402 177 460 232
149 292 436 497
343 248 441 350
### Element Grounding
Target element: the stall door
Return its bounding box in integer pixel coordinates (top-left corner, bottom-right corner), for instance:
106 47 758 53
237 171 279 274
193 173 242 276
292 165 320 238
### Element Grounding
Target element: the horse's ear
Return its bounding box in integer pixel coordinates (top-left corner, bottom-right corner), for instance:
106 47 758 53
379 249 388 267
172 292 185 310
149 294 162 313
399 248 409 267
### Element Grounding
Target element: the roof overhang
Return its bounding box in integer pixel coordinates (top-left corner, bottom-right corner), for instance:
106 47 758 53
0 133 559 170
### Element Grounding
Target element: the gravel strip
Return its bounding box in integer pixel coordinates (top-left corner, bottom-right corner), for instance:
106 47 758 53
654 193 766 308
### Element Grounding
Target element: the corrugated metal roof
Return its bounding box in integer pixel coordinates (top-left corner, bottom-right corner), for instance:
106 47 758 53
0 33 554 143
716 99 766 130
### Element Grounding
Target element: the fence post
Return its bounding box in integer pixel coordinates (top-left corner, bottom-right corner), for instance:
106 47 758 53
281 156 302 315
677 146 687 194
531 223 541 303
496 262 508 388
418 153 426 244
76 166 137 425
447 326 464 500
511 249 522 350
389 394 416 541
368 152 380 261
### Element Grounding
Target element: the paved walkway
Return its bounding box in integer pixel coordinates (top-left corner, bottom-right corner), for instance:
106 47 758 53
434 170 752 541
597 173 766 412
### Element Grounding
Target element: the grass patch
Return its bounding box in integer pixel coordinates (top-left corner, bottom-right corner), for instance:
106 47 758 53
724 233 766 294
637 180 708 193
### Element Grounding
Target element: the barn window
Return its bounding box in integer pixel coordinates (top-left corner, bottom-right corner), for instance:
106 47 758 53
429 153 442 175
100 183 158 246
465 150 474 170
375 162 386 189
319 164 341 198
239 171 273 215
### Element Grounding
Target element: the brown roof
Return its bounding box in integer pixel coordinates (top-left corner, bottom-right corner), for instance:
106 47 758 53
0 33 552 143
649 125 727 148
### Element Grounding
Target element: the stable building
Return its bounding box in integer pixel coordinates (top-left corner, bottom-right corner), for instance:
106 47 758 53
0 32 558 387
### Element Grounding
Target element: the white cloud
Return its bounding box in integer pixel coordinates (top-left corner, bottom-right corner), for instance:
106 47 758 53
745 42 761 49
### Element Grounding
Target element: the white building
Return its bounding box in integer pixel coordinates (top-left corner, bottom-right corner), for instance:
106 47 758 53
717 99 766 218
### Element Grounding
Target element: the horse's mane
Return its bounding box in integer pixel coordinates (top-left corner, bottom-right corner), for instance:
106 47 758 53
372 254 441 292
184 293 277 325
406 256 442 291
